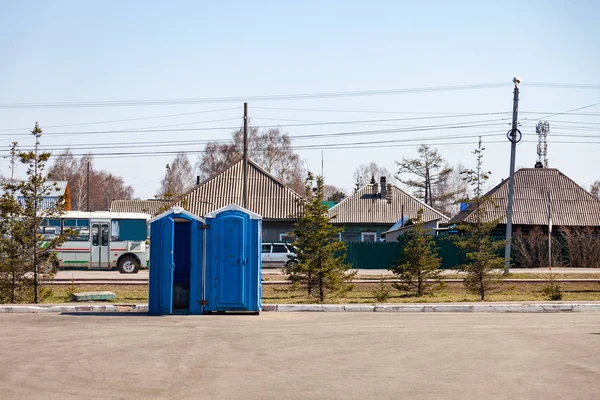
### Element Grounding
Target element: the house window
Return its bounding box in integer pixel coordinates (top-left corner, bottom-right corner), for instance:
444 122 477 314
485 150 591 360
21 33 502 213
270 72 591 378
279 233 294 242
361 232 376 242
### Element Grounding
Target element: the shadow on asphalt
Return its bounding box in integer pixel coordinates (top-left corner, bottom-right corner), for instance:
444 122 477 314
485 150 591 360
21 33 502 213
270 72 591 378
59 312 260 317
60 312 148 317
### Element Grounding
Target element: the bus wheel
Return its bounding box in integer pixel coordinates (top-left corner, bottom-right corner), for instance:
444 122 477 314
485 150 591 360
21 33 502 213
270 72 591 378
118 256 140 274
39 260 56 274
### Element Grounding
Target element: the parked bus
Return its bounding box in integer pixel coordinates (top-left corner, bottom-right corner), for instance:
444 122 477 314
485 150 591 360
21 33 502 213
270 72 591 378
39 211 150 274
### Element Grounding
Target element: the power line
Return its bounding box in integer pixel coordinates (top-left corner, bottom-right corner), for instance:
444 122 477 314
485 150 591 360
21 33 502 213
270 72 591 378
6 135 600 159
19 128 600 153
1 117 509 138
0 83 511 109
28 130 507 152
526 82 600 89
1 82 598 110
523 102 600 121
3 107 597 135
0 107 240 133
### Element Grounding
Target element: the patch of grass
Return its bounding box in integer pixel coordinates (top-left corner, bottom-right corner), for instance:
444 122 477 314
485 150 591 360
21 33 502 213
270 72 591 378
262 281 600 303
39 281 600 304
43 285 148 303
371 276 391 302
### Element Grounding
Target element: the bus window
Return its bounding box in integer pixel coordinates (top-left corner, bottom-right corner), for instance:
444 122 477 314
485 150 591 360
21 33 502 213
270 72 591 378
92 225 99 246
111 220 120 241
39 218 62 237
110 219 147 241
63 218 90 241
101 225 109 246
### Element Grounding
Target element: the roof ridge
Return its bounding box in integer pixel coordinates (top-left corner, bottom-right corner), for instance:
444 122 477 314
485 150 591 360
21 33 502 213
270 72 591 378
328 183 450 224
449 166 600 225
388 183 451 220
327 183 371 212
175 158 305 204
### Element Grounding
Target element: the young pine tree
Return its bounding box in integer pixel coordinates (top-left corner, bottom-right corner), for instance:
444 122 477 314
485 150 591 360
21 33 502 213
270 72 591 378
286 172 355 302
456 138 504 301
0 143 29 303
390 209 442 296
0 124 70 303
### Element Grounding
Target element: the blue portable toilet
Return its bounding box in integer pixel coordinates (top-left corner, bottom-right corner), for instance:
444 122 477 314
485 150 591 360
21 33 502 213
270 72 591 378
148 206 207 315
204 204 262 313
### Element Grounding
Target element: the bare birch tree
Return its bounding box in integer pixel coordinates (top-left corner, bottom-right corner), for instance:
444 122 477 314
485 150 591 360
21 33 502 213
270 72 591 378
195 126 305 193
48 151 133 211
352 163 393 187
396 145 455 212
157 153 195 200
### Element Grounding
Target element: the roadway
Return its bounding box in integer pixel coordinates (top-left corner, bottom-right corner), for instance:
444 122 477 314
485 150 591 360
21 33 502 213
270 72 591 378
51 267 600 284
0 312 598 399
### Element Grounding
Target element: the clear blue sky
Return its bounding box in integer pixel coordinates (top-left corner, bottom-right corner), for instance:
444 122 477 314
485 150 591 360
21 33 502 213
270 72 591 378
1 1 599 201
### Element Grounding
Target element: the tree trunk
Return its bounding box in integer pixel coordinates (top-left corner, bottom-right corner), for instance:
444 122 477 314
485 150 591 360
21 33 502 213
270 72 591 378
319 271 324 303
424 169 429 205
11 266 15 304
428 177 434 207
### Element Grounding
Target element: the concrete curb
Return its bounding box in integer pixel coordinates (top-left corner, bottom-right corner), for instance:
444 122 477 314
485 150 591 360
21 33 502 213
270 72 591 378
0 304 120 313
2 303 600 313
263 303 600 313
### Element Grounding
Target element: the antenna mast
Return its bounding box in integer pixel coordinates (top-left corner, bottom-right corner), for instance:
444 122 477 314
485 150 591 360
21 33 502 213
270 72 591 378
536 121 550 168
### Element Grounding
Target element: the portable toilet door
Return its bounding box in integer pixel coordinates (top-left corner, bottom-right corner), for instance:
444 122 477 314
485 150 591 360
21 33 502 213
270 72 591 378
204 204 262 313
148 206 206 315
149 215 174 315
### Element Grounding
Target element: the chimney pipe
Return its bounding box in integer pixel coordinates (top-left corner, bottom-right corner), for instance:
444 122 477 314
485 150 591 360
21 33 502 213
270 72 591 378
196 176 200 185
380 177 386 199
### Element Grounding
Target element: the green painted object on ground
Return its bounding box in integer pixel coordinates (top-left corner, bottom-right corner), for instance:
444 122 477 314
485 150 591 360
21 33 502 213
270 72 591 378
72 291 117 302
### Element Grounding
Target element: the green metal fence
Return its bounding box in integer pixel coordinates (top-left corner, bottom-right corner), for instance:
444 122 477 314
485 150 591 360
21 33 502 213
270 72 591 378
338 236 504 270
336 242 401 270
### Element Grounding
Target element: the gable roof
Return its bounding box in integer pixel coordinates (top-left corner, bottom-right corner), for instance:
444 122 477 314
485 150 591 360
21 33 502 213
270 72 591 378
383 217 443 235
449 168 600 227
110 199 171 216
13 180 69 210
328 184 450 225
176 158 304 221
13 180 68 198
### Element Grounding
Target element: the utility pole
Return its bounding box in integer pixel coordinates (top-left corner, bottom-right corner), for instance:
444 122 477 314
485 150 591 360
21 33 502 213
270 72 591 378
87 161 91 212
548 190 552 269
321 150 324 177
504 77 521 274
33 130 40 304
243 102 248 209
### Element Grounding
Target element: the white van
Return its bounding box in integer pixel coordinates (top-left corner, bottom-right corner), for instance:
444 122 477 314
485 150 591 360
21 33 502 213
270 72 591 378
261 243 297 268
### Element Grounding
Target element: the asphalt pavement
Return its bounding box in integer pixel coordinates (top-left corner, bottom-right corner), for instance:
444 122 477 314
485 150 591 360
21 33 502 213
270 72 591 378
0 312 599 399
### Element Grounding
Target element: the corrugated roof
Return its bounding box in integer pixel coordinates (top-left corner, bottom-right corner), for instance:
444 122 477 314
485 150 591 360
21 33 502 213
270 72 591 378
110 199 171 216
328 184 450 225
47 180 68 196
14 180 68 210
449 168 600 227
175 159 305 221
14 180 68 198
